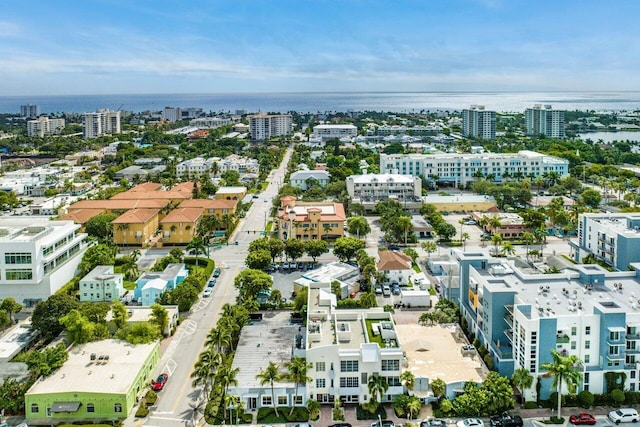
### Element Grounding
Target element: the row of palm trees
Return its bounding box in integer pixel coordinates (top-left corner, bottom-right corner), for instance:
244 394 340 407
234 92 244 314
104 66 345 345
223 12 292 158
255 358 313 417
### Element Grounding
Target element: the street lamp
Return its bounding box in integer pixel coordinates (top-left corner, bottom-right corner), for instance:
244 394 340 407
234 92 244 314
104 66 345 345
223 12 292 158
378 414 383 427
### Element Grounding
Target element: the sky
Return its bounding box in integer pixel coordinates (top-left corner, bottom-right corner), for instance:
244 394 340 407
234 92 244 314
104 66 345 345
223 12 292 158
1 0 640 95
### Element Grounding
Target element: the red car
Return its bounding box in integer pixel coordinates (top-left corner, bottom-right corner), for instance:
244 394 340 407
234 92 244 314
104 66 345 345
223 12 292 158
570 413 596 425
152 373 168 391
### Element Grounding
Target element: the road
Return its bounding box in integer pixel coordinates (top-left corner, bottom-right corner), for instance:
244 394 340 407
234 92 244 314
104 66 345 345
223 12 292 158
130 147 293 427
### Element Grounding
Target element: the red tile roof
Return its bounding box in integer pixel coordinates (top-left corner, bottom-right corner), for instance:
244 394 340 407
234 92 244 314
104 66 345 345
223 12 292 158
377 250 412 271
160 208 204 224
112 209 160 224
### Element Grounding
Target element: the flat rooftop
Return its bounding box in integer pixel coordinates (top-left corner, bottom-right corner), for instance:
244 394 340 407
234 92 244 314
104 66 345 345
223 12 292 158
0 217 78 243
591 214 640 239
0 320 39 361
232 312 297 389
424 194 496 203
396 323 485 385
27 339 157 395
303 261 359 283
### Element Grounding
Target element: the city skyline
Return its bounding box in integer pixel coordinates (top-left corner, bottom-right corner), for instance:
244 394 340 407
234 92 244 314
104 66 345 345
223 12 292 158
1 0 639 96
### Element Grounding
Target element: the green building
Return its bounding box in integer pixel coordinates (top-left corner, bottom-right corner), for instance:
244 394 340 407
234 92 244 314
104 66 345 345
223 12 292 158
25 339 159 423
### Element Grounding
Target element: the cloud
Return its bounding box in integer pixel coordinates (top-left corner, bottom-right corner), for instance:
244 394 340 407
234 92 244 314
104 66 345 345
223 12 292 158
0 21 22 38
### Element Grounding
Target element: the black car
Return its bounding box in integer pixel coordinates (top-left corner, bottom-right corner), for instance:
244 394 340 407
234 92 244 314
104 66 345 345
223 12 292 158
421 420 446 427
329 424 352 427
490 413 523 427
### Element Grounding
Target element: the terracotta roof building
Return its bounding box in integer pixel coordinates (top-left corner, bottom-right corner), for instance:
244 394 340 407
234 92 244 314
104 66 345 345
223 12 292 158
160 208 204 245
275 197 346 241
112 209 160 246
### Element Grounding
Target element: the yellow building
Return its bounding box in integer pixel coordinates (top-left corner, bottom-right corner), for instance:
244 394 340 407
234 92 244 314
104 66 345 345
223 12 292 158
160 208 204 244
215 186 247 200
178 199 238 219
275 196 346 241
112 209 160 246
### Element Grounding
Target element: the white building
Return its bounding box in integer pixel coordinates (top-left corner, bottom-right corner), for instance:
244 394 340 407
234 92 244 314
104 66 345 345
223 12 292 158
525 105 566 138
163 106 182 123
346 173 422 204
462 105 496 140
27 116 65 137
249 113 292 140
79 265 124 303
0 218 87 306
83 109 121 139
380 150 569 186
176 157 216 178
190 117 234 128
20 104 40 119
218 154 259 174
376 251 412 285
313 124 358 140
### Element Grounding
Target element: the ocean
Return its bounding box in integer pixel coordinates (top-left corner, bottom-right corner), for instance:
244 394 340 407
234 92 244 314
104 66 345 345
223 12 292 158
1 91 640 115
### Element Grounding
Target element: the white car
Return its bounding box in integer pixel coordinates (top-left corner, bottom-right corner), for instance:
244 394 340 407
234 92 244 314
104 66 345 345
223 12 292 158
457 419 484 427
203 288 212 298
609 408 639 424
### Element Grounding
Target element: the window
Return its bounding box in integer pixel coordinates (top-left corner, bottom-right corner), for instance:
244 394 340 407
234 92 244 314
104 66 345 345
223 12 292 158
4 253 32 264
340 360 358 372
585 326 591 335
571 341 576 350
31 403 39 413
278 396 288 405
316 362 325 372
114 403 122 413
585 340 590 349
295 395 302 405
381 359 400 371
5 269 33 280
316 378 326 388
340 377 359 387
610 331 620 341
87 403 95 413
262 396 272 406
571 327 577 336
584 355 590 363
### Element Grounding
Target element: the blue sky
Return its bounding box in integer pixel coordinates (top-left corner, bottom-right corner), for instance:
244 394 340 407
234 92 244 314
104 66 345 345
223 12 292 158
1 0 639 95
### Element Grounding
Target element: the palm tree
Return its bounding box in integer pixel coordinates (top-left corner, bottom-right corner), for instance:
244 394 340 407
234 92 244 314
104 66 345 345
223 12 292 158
205 326 232 354
397 215 413 245
130 249 141 262
421 241 437 258
256 362 282 417
534 228 547 259
400 371 415 392
458 218 465 240
218 357 240 395
540 349 582 420
461 232 470 251
347 216 371 239
121 259 139 281
488 216 502 234
367 374 389 406
186 237 207 267
190 347 221 403
284 357 312 416
491 233 503 255
511 367 534 406
501 241 516 257
522 231 534 261
406 397 421 420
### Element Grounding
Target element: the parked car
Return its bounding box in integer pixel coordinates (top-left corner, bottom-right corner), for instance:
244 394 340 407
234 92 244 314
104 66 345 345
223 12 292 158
609 408 639 424
152 373 169 391
213 267 221 277
375 285 383 295
382 285 391 297
291 262 298 269
207 278 216 287
283 262 290 269
464 220 476 225
203 288 212 297
490 413 523 427
457 419 484 427
329 423 352 427
392 285 401 295
570 413 597 425
253 194 259 199
371 421 395 427
388 244 399 250
421 419 446 427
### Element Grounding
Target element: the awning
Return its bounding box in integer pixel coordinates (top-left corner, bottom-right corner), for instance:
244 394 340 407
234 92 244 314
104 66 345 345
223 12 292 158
51 401 82 413
608 327 626 332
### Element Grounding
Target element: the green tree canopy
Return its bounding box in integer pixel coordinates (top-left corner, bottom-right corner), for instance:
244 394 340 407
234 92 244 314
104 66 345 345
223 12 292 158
234 269 273 303
32 294 81 338
333 236 365 262
84 212 118 239
246 249 272 270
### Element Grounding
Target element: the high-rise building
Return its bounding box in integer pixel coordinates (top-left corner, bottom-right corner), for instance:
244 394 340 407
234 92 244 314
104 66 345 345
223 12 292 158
163 106 182 123
82 109 121 139
27 116 66 137
20 104 40 119
525 104 565 138
248 113 292 140
462 105 496 140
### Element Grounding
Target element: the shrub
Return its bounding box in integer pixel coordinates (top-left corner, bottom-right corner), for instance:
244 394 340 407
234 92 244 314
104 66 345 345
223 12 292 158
549 417 565 424
524 402 538 409
135 405 149 418
578 390 594 408
356 404 387 420
625 391 640 405
145 390 158 404
611 389 626 406
483 353 494 370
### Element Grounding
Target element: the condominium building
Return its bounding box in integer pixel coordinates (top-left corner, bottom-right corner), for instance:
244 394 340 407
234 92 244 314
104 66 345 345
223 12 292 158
571 213 640 271
455 250 640 400
379 150 569 186
176 157 216 178
79 265 125 303
275 197 345 241
163 106 182 123
20 104 40 118
312 124 358 140
0 218 87 306
249 113 292 140
462 105 496 140
83 109 121 139
525 105 565 138
27 116 65 137
346 173 422 204
190 117 233 128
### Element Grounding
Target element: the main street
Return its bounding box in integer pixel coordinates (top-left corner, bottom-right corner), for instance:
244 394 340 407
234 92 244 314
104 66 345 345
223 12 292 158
130 147 292 427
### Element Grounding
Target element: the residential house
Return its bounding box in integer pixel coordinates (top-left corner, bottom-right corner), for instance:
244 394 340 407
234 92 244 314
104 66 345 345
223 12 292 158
178 199 238 219
377 251 412 285
134 263 188 306
79 265 124 303
112 209 160 246
215 186 247 200
290 170 330 190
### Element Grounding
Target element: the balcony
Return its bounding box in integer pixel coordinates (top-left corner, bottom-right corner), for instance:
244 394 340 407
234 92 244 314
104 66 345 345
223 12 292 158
491 340 513 360
504 314 513 328
505 305 514 314
627 333 640 340
556 334 570 344
627 347 640 355
504 329 513 343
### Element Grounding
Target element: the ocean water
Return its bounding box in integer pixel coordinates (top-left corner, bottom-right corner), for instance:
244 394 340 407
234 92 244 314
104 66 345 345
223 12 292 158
1 91 640 115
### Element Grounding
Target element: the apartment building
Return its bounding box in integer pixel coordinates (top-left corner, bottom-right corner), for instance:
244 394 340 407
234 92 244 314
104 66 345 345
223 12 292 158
275 197 345 241
346 173 422 204
176 157 216 178
83 109 121 139
27 116 66 137
112 209 160 246
79 265 124 303
571 213 640 271
312 124 358 140
525 105 565 138
455 251 640 400
20 104 40 118
249 113 292 140
0 218 87 305
380 150 569 187
163 106 182 123
190 117 233 128
462 105 496 140
160 208 204 244
290 170 330 190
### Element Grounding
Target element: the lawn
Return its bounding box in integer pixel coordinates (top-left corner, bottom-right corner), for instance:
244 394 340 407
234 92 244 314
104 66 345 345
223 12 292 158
412 263 421 273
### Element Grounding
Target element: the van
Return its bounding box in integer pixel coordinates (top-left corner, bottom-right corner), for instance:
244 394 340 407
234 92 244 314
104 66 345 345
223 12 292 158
382 285 391 297
609 408 639 424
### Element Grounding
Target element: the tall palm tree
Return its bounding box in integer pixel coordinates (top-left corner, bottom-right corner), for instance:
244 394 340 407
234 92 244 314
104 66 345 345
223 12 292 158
540 349 582 419
283 357 312 416
186 237 207 267
205 326 231 354
256 362 282 417
458 218 465 240
522 231 534 261
130 249 141 262
400 371 415 392
367 374 389 406
501 241 516 257
406 397 421 420
218 356 240 395
461 232 470 251
191 347 222 403
491 233 503 255
511 367 534 406
488 216 502 234
397 215 413 245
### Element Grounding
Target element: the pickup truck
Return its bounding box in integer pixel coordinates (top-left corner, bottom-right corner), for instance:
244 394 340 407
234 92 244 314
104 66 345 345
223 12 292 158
489 413 523 427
